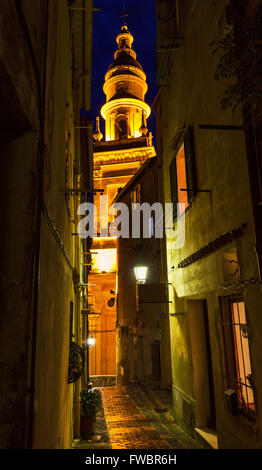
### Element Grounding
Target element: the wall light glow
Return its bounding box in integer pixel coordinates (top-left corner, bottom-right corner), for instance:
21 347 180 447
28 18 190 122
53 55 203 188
87 337 96 347
134 266 148 284
91 249 117 272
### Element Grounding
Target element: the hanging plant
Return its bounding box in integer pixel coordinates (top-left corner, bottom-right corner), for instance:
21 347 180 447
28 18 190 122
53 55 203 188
210 3 262 112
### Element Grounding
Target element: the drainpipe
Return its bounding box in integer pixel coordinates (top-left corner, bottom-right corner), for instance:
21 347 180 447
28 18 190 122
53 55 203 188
86 120 94 192
81 0 94 387
82 0 86 109
86 119 93 387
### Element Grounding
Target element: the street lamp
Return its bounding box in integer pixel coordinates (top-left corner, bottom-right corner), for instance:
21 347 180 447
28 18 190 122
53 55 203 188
83 334 96 387
87 336 96 347
134 266 148 284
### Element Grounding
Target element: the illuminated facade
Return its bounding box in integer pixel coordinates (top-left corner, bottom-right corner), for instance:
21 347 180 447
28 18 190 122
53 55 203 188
88 23 155 377
154 0 262 450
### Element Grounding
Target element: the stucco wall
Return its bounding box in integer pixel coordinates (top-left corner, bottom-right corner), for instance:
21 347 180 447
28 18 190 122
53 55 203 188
32 1 76 449
0 132 38 448
116 159 172 388
156 0 262 448
0 0 82 448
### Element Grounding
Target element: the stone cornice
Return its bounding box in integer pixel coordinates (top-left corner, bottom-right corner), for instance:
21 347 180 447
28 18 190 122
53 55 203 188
94 146 156 167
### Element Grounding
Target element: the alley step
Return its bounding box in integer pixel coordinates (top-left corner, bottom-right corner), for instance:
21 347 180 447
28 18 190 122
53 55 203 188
90 375 116 387
195 427 218 449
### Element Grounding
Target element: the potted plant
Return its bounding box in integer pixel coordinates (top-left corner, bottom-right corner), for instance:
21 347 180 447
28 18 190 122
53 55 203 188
80 387 100 437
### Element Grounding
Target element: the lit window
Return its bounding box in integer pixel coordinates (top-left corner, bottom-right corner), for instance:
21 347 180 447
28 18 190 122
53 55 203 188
131 184 141 207
169 126 196 220
221 298 255 420
176 143 189 213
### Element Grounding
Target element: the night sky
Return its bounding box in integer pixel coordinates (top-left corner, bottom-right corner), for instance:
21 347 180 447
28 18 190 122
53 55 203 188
90 0 157 139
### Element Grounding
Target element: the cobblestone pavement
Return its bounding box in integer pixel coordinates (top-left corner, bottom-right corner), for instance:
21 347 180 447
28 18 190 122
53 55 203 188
72 389 111 450
72 385 200 450
101 386 170 449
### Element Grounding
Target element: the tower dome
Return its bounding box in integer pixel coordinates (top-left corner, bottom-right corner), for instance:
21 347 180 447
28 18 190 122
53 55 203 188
101 24 150 141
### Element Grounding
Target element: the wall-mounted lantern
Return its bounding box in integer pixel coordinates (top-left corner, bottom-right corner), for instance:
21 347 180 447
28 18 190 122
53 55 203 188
87 336 96 347
134 266 148 284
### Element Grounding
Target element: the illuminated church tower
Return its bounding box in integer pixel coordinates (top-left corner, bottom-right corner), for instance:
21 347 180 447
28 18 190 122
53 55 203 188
100 24 152 141
88 23 155 377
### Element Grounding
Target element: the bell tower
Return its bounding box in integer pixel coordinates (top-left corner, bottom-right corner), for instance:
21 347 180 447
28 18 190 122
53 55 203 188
89 23 156 379
98 24 151 141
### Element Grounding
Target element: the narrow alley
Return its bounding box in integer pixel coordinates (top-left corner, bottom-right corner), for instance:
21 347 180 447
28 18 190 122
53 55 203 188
73 386 201 450
1 0 262 455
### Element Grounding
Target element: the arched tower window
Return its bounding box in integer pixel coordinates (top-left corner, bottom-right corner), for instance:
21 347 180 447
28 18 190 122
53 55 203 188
115 114 128 140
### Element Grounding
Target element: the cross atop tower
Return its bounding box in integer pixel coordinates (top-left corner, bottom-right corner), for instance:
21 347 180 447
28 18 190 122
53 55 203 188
120 5 128 26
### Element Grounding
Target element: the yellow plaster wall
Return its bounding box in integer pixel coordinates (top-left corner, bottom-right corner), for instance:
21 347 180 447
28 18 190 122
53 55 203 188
156 0 262 448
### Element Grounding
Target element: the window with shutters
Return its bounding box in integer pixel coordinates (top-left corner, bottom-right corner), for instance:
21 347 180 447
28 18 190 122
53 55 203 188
169 126 196 220
221 297 256 421
157 0 179 52
156 0 183 84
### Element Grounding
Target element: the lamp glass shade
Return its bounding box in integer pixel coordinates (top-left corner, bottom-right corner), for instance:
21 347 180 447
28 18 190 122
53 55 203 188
87 337 96 346
134 266 148 284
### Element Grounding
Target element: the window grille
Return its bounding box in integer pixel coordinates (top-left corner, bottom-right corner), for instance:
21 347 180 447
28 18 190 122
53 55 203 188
220 297 255 421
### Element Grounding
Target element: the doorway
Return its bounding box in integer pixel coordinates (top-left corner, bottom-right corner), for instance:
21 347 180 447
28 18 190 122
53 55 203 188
188 300 216 430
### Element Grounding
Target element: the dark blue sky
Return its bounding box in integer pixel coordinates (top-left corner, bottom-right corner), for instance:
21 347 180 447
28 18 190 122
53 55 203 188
90 0 157 138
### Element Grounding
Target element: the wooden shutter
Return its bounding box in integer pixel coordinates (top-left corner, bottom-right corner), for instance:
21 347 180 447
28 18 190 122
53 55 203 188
157 0 178 51
184 126 196 204
169 156 178 220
